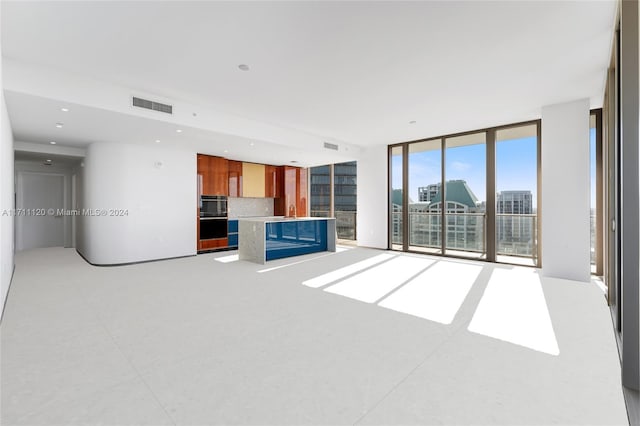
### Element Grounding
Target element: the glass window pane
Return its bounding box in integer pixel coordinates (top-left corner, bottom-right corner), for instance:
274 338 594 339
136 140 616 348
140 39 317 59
310 165 331 217
408 139 442 254
590 115 596 269
334 161 357 240
496 124 537 266
444 132 486 258
391 146 404 250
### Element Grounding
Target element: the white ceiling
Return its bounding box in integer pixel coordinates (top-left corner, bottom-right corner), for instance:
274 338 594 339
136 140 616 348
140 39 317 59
4 91 350 167
1 0 617 165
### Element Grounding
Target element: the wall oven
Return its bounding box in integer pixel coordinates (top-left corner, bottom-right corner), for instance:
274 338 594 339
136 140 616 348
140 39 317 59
199 217 227 240
199 195 228 240
200 195 227 218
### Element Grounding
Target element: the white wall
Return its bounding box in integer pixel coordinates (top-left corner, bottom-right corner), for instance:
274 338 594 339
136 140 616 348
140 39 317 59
1 23 16 318
73 163 85 251
541 99 590 282
77 142 196 265
356 145 388 249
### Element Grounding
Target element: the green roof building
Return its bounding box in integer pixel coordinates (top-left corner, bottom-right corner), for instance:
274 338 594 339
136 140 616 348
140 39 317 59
428 180 480 211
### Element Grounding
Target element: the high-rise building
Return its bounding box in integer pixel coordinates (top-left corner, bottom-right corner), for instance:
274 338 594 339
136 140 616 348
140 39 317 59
309 165 331 216
418 184 440 202
496 190 534 257
497 190 533 214
310 161 357 239
333 161 357 239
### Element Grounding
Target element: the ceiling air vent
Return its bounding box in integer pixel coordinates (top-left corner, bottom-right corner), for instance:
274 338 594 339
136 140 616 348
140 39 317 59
323 142 339 151
132 96 173 114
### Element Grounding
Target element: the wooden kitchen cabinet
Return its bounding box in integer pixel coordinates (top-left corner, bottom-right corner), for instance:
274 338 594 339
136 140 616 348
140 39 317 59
199 238 229 251
296 168 307 217
197 154 229 196
197 154 206 197
228 160 243 197
242 162 266 198
209 156 229 196
264 165 282 198
274 166 307 217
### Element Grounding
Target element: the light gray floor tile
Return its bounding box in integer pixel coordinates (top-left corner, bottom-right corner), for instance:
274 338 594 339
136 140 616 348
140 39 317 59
6 377 174 426
0 247 629 426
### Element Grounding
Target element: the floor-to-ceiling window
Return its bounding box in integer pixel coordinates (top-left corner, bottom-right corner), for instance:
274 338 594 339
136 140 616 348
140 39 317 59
408 139 441 254
390 146 404 250
310 161 357 240
589 109 604 277
309 165 331 217
495 123 539 266
444 132 486 258
333 161 357 240
389 120 540 266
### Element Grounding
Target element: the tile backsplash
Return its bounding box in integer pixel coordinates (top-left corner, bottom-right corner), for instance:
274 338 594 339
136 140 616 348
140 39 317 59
228 197 274 218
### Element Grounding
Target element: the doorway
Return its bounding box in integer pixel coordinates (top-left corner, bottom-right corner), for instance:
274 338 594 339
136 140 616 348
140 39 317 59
15 172 65 251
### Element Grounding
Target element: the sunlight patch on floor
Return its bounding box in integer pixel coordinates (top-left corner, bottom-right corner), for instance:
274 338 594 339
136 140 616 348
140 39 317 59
378 261 481 324
302 253 396 288
214 254 239 263
324 256 432 303
467 268 560 356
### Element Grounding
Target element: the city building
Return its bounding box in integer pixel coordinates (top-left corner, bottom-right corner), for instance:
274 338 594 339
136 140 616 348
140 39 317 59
497 190 535 257
408 180 484 251
310 161 357 239
418 184 440 202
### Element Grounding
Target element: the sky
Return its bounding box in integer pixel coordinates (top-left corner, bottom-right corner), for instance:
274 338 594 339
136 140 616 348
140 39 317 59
392 129 597 208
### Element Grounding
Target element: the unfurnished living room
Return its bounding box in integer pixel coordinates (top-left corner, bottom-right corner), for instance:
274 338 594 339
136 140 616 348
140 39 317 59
0 1 639 426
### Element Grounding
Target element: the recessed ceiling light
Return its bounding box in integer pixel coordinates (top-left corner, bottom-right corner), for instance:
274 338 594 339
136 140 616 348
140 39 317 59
45 159 52 163
409 120 417 124
61 108 69 112
238 64 250 71
250 142 255 146
155 139 160 143
176 129 182 133
55 123 63 128
224 150 228 153
50 141 57 145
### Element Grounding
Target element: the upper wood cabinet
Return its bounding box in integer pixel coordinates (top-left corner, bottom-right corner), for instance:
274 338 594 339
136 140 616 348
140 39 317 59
228 160 243 198
242 162 266 198
275 166 307 217
197 154 229 196
264 165 282 198
296 168 308 217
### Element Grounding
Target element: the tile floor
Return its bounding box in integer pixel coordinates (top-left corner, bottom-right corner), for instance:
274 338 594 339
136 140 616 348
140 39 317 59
0 247 629 425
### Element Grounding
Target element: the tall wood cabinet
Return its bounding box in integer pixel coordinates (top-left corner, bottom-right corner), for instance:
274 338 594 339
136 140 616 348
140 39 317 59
265 165 282 198
228 160 243 197
197 154 229 196
274 166 307 217
197 154 229 252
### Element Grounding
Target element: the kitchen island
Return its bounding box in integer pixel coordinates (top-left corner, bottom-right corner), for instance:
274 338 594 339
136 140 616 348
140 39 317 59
238 217 337 264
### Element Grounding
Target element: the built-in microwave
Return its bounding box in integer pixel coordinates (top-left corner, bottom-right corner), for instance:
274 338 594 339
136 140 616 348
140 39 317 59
200 195 227 218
